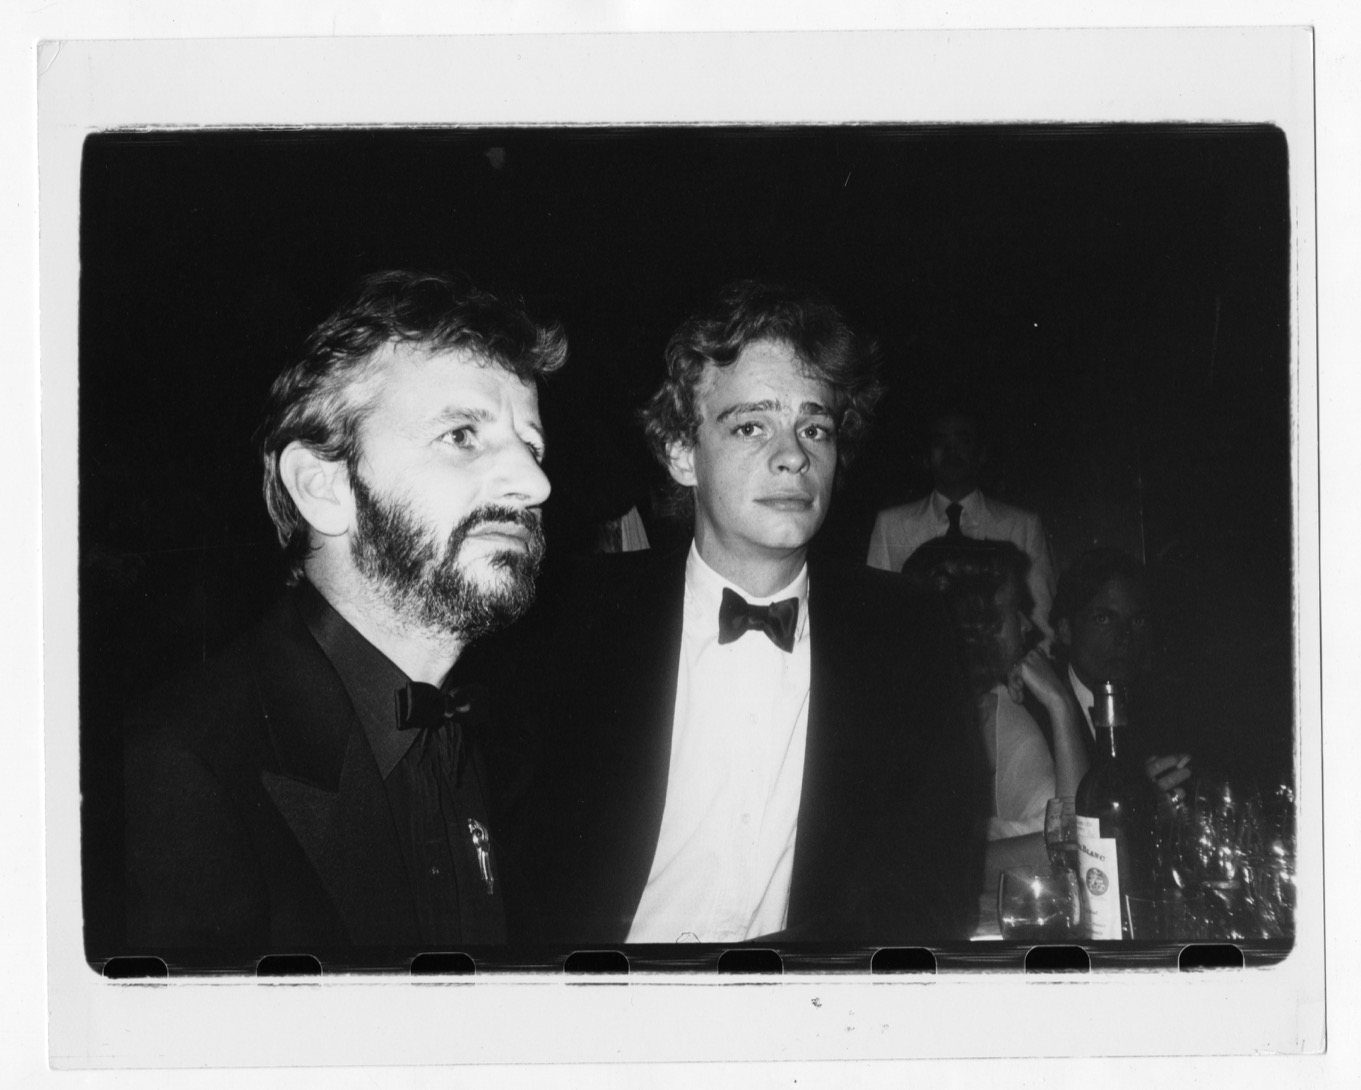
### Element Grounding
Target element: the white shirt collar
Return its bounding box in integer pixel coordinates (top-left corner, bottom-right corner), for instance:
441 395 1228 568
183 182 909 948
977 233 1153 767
1067 664 1097 738
685 541 810 642
930 489 984 521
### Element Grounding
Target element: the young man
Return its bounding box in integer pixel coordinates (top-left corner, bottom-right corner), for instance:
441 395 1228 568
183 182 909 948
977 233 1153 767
120 271 565 964
505 281 984 945
867 409 1058 639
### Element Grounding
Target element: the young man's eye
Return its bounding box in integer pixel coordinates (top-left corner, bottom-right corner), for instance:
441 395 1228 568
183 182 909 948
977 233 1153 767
1092 610 1112 625
802 423 835 441
733 422 762 438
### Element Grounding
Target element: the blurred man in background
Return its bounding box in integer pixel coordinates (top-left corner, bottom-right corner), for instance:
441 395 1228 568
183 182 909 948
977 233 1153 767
867 408 1057 639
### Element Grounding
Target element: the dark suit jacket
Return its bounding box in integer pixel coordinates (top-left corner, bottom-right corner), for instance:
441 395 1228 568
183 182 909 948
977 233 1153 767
121 588 497 967
494 548 987 946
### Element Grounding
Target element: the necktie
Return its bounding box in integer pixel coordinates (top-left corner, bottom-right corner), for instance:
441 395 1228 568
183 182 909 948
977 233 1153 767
717 587 799 653
945 502 964 540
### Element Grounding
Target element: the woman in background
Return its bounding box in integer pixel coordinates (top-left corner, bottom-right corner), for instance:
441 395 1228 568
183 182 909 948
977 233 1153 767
905 538 1089 882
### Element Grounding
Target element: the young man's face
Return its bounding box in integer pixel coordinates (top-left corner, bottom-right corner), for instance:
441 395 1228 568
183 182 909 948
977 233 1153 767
1057 575 1152 688
345 342 551 636
667 339 837 578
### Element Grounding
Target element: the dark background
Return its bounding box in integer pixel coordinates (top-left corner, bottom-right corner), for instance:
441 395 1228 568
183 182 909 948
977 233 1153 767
79 126 1295 952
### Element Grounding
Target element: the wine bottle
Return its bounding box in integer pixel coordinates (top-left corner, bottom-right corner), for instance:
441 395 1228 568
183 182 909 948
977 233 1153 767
1074 682 1156 940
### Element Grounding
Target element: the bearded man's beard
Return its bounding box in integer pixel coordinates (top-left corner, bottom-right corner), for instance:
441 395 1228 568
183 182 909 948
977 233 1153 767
348 473 546 641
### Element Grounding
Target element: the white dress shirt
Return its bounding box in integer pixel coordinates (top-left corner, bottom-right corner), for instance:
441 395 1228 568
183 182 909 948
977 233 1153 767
867 489 1058 637
626 544 811 944
982 683 1056 840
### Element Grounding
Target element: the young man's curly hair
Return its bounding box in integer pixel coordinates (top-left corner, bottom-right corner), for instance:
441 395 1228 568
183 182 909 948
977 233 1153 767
639 280 883 509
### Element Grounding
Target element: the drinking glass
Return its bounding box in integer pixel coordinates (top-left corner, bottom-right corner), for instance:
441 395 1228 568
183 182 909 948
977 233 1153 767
1125 892 1207 941
998 865 1079 942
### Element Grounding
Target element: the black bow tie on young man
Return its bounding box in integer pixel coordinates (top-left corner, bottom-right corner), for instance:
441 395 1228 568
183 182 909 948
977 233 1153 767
394 682 487 785
717 587 799 653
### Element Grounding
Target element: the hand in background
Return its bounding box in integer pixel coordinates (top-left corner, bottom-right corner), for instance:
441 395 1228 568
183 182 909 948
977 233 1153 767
1009 648 1070 713
1145 753 1192 819
1009 648 1089 798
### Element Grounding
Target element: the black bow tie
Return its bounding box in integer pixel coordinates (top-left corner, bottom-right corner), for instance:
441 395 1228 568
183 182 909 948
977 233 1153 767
396 682 486 733
395 682 486 784
717 587 799 653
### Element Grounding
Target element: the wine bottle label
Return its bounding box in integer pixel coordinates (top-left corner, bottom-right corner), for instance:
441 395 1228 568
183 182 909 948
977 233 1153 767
1075 815 1123 940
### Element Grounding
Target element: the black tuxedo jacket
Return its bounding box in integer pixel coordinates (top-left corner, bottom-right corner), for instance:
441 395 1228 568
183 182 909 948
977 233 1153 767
493 548 987 946
121 589 495 967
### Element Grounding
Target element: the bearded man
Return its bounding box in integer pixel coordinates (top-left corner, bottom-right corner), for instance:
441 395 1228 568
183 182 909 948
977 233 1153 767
120 271 565 965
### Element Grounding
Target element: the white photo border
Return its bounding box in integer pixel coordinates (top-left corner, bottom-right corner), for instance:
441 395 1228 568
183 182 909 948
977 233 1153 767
38 26 1325 1070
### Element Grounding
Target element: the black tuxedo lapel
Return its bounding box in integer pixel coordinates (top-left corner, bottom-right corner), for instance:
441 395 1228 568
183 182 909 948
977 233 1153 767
253 607 419 948
790 560 982 940
587 551 687 935
259 741 417 949
532 548 687 942
788 561 861 930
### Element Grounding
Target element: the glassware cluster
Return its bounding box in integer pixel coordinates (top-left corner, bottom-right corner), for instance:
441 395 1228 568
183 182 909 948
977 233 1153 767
1024 780 1295 944
1156 779 1296 942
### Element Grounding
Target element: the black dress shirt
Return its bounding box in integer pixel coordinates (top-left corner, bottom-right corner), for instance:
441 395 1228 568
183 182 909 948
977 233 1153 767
298 583 506 946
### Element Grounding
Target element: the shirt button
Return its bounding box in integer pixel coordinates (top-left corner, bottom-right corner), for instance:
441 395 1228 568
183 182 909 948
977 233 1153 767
746 713 757 725
429 865 442 877
741 813 751 825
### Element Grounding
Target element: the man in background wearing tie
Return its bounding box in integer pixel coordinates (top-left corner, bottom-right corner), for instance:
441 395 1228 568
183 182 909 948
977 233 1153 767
504 281 984 945
119 271 565 964
866 408 1058 639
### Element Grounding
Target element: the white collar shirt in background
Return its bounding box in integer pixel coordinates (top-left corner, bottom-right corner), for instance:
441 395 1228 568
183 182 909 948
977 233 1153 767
626 543 811 944
1069 665 1098 741
866 487 1057 639
931 488 984 531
